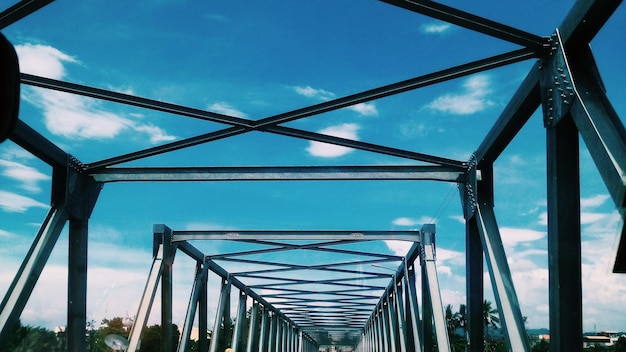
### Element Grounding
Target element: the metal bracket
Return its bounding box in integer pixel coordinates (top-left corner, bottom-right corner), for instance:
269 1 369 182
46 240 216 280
461 154 479 219
63 155 103 219
540 30 576 127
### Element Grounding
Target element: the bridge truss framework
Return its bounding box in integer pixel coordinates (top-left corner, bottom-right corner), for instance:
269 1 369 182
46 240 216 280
1 0 626 351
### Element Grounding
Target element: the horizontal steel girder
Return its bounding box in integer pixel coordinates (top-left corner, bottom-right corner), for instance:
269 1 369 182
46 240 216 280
90 165 466 183
172 230 420 242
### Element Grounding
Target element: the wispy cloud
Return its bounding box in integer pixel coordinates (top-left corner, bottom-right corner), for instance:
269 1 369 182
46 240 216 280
16 43 176 144
392 217 420 227
306 123 359 158
294 86 336 101
347 102 378 116
426 75 494 115
0 147 50 193
421 22 452 34
0 190 48 212
500 227 546 248
208 102 249 119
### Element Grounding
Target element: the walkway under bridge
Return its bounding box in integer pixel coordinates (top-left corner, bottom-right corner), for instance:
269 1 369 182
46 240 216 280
1 0 626 351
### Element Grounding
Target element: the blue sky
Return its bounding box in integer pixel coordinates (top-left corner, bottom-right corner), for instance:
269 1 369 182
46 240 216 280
1 0 626 333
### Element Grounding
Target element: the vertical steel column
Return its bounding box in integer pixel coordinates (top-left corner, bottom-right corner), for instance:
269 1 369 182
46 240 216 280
381 303 391 351
465 216 483 352
547 114 582 351
258 308 269 352
178 261 209 352
246 301 260 352
421 255 433 352
387 295 399 352
298 331 303 352
232 291 248 352
275 318 283 352
200 269 209 352
0 207 68 348
267 312 277 352
394 281 408 352
540 30 583 351
377 307 385 351
62 162 101 352
67 218 88 352
128 243 166 352
404 264 422 352
158 225 176 352
209 278 232 352
420 225 451 352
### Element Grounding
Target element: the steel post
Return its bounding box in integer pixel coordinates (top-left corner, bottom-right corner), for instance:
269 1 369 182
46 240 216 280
420 226 451 352
246 302 260 352
258 309 269 352
404 264 422 352
209 278 232 352
128 243 165 352
232 291 248 352
547 115 582 351
0 207 68 348
465 216 484 352
67 218 88 352
179 261 208 352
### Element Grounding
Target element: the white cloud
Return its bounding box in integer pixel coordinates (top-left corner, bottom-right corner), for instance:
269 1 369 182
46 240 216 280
0 190 48 212
500 227 546 247
347 102 378 116
16 43 77 79
422 22 452 34
306 123 359 158
294 86 336 101
17 43 175 144
0 159 49 193
132 123 177 144
384 240 412 256
392 217 420 226
581 194 610 209
426 75 494 115
208 102 248 119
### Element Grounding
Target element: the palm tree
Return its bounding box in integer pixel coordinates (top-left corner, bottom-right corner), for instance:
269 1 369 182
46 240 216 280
445 304 461 336
482 300 500 337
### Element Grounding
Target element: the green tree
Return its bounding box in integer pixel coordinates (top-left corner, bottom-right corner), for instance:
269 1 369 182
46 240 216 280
5 324 62 352
483 300 500 336
91 317 129 352
531 339 550 352
139 324 180 352
616 336 626 352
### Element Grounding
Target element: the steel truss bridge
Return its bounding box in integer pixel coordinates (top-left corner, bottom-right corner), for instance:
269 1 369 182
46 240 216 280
1 0 625 351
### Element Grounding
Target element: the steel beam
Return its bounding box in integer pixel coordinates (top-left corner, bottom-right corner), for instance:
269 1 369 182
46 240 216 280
0 0 53 29
419 225 451 352
404 264 422 352
380 0 548 51
67 218 88 352
209 278 232 352
178 261 208 352
70 49 531 169
128 244 165 352
546 114 582 351
465 216 484 352
10 120 68 169
474 203 530 351
566 47 626 272
246 302 260 352
232 291 248 352
173 230 420 242
0 207 69 348
90 165 466 183
475 0 623 167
